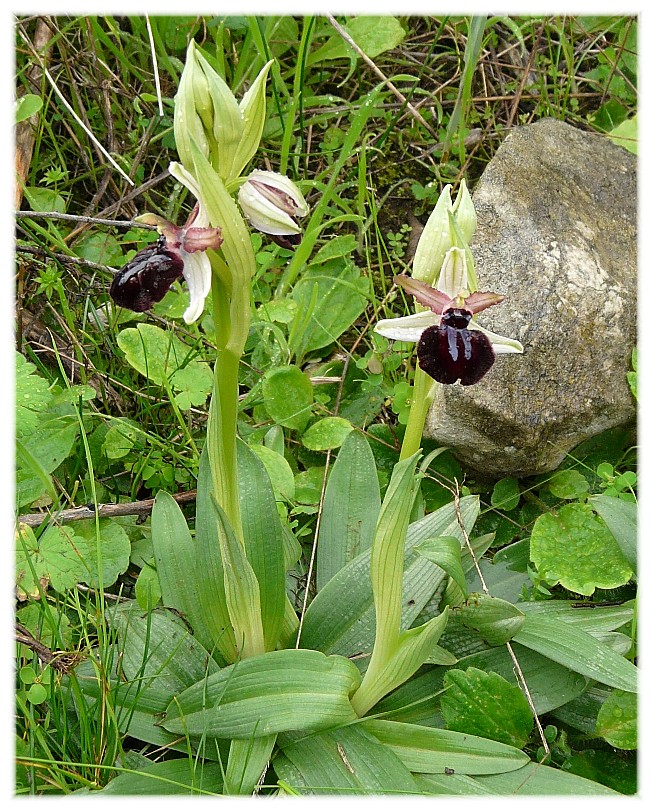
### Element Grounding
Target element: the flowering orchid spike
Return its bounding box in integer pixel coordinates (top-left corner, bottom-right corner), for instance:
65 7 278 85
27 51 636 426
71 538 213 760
109 168 222 324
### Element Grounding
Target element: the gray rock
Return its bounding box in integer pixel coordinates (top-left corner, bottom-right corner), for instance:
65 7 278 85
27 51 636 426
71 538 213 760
424 118 637 477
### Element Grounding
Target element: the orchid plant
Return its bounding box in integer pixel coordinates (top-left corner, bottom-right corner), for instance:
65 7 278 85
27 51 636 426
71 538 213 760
100 41 533 796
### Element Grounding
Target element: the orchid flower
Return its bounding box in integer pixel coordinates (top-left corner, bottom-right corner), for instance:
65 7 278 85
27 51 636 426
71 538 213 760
238 170 308 248
110 163 222 324
375 247 523 385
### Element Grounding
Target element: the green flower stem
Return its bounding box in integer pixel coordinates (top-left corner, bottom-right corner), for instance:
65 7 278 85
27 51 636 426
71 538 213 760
400 365 438 461
207 272 247 545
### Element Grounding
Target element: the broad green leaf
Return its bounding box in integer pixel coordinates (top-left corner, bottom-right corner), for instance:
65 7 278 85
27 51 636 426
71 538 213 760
547 469 590 499
15 93 43 123
23 186 66 213
519 600 634 635
98 758 223 795
294 465 327 505
418 761 620 795
441 667 533 748
312 234 358 264
307 16 406 66
15 523 49 600
37 525 86 593
456 594 525 646
530 504 633 595
589 494 637 572
225 735 276 795
102 418 140 459
72 518 131 588
237 440 286 652
256 298 298 324
607 113 637 154
415 535 468 598
316 430 380 590
75 232 124 265
152 487 235 663
453 643 588 715
109 601 220 694
117 324 212 409
363 719 529 775
299 496 480 657
490 477 520 511
134 562 162 610
249 443 295 501
162 649 360 738
262 365 314 432
276 723 419 795
550 685 610 734
15 415 78 508
301 416 353 451
596 689 637 749
513 614 637 692
289 260 369 361
15 352 52 437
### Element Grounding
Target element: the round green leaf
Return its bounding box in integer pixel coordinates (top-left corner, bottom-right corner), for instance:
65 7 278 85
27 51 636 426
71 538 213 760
547 470 590 500
72 519 131 588
294 466 327 505
262 365 314 432
27 682 48 705
15 352 52 437
530 504 633 595
596 689 637 750
16 93 43 123
301 417 353 451
19 666 37 685
441 667 533 748
39 525 87 593
490 477 520 511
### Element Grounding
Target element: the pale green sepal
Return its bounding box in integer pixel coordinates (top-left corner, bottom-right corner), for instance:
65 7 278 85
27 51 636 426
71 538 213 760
472 323 524 354
451 179 477 244
352 608 449 716
233 60 274 181
173 44 211 174
211 494 266 659
412 185 453 285
225 734 277 795
192 47 244 181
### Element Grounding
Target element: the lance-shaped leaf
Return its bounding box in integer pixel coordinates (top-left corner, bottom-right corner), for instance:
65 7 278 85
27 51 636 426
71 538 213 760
589 494 637 573
151 490 229 659
363 719 529 775
415 535 468 598
210 494 266 659
275 724 420 795
513 614 637 692
237 439 286 652
225 735 277 795
316 429 381 590
162 649 360 738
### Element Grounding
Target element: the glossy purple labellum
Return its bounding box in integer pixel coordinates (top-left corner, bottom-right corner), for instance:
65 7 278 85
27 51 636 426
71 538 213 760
109 239 184 312
416 308 495 385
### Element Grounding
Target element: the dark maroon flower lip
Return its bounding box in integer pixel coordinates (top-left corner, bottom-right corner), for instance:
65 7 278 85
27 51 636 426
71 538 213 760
416 308 496 385
109 239 184 313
